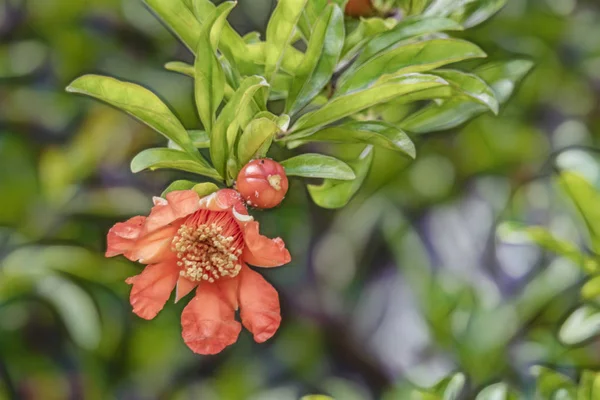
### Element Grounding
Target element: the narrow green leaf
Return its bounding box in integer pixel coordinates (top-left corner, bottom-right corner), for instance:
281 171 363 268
194 2 235 134
143 0 201 53
237 118 280 166
307 146 373 209
497 222 598 274
400 59 534 134
162 180 197 196
285 4 344 115
434 69 499 114
176 0 253 74
558 172 600 254
210 76 269 178
192 182 220 197
131 148 221 180
286 121 415 158
339 17 395 69
281 154 355 180
162 180 220 197
531 366 577 399
582 276 600 301
246 42 304 75
165 61 194 77
301 396 334 400
475 383 516 400
559 306 600 345
66 75 196 154
264 0 308 85
337 38 485 94
168 130 210 150
243 32 261 44
290 73 448 136
462 0 507 28
346 17 463 76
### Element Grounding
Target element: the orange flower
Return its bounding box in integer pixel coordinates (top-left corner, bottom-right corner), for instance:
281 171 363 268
105 189 291 355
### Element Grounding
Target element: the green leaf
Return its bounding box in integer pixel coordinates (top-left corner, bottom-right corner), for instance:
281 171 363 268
301 396 334 400
285 4 344 116
281 154 355 180
37 276 102 350
237 118 280 166
290 73 448 136
162 180 197 195
578 371 600 400
400 59 534 134
558 172 600 254
165 61 194 77
169 130 210 150
464 0 507 28
434 373 466 400
559 306 600 345
162 179 220 198
531 366 577 399
497 222 598 274
307 146 373 209
434 69 499 114
247 42 305 75
194 2 235 134
66 75 196 154
192 182 220 197
476 59 534 103
210 76 269 178
339 17 397 69
143 0 201 53
336 39 485 94
195 0 256 75
131 148 221 180
286 121 415 158
582 276 600 301
346 17 463 77
264 0 308 85
475 383 517 400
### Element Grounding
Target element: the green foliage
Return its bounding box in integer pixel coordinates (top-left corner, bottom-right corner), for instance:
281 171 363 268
65 0 522 208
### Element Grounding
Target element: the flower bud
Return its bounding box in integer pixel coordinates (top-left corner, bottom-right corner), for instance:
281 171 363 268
236 159 289 209
345 0 374 17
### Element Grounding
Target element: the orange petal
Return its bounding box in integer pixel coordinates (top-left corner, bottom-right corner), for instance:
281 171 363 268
128 224 179 264
142 190 200 234
105 216 146 259
125 260 180 320
216 277 240 310
175 276 197 303
181 284 242 355
238 266 281 343
242 221 291 268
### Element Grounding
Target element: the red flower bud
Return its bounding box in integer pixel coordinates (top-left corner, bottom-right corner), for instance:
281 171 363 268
236 159 289 209
345 0 374 17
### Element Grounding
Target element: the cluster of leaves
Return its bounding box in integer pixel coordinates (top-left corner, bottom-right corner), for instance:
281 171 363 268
498 150 600 356
401 368 600 399
67 0 527 208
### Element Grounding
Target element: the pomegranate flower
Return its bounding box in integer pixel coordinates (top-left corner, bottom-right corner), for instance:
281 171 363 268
105 189 291 355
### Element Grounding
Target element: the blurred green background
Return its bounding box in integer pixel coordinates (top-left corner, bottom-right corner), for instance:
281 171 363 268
1 0 600 398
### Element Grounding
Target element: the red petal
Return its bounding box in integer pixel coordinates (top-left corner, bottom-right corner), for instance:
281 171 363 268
142 190 200 234
216 277 240 310
242 221 291 268
175 276 197 303
238 266 281 343
106 216 146 259
181 284 241 355
128 224 179 264
125 260 179 320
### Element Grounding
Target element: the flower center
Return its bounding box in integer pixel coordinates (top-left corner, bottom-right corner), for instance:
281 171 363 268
171 210 244 283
